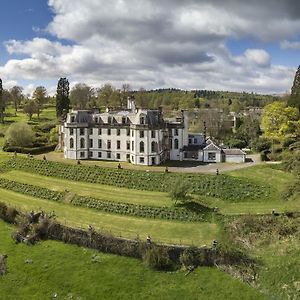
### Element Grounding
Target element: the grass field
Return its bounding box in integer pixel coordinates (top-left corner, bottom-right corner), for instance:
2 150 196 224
0 170 172 207
0 220 267 300
0 188 218 246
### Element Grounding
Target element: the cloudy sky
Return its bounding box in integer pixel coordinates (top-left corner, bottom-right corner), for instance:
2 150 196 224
0 0 300 96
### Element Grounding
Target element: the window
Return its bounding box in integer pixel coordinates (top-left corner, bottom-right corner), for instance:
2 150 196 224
80 128 85 135
127 141 130 150
188 138 192 144
107 152 111 159
70 128 74 135
131 155 134 162
117 129 121 136
194 138 197 144
98 152 102 158
126 154 130 160
71 116 75 123
127 128 130 136
169 139 172 149
89 139 93 148
139 157 144 163
95 117 98 123
107 140 111 149
140 116 145 124
131 130 134 137
98 139 102 148
132 141 134 151
70 138 74 149
140 130 144 138
174 139 179 149
208 152 216 160
98 128 102 135
151 141 156 153
80 152 85 158
89 151 93 158
117 140 121 149
174 129 178 136
122 117 126 124
80 138 85 148
89 128 93 135
107 128 111 135
108 116 112 124
140 141 144 153
116 153 120 160
151 157 156 165
151 130 155 138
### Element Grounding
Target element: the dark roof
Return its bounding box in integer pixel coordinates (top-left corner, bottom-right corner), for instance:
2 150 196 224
182 145 205 151
203 143 221 151
222 149 246 155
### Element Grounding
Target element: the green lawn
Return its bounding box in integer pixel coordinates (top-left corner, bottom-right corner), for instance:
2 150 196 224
0 188 218 246
0 220 267 300
0 170 172 207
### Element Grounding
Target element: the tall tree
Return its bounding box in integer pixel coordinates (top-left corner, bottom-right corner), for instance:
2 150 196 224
97 84 114 108
56 78 70 118
9 86 23 115
23 99 39 120
70 83 94 109
288 65 300 110
32 86 47 118
120 83 131 108
0 78 4 123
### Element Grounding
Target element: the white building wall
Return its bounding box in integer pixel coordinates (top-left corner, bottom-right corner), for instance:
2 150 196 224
225 155 246 163
203 151 222 163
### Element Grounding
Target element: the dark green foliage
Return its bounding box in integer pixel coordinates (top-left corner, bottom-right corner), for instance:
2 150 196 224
170 179 190 202
251 137 272 152
4 157 271 202
56 77 70 118
288 65 300 110
3 144 57 155
0 202 18 223
143 244 173 270
180 247 202 267
0 78 4 123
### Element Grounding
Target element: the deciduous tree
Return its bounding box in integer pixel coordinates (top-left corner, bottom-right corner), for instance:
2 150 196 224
70 83 94 109
32 86 47 118
9 86 23 115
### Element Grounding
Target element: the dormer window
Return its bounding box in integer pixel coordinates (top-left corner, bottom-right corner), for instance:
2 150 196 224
122 117 126 124
140 116 145 125
95 117 98 123
71 116 75 123
108 116 112 124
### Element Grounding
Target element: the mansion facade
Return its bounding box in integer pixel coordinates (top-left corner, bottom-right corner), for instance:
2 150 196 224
60 99 246 165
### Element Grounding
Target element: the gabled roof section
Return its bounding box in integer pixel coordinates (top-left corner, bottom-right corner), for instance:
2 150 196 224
203 142 221 151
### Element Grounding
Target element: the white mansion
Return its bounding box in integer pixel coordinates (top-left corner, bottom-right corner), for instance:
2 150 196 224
60 99 246 165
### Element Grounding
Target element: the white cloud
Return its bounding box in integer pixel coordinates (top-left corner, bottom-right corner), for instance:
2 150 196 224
1 0 299 93
280 40 300 50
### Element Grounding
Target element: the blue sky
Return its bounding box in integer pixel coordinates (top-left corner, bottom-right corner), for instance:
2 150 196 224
0 0 300 95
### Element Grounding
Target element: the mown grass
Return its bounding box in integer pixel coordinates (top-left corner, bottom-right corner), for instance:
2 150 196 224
0 170 172 207
0 188 218 246
0 220 267 300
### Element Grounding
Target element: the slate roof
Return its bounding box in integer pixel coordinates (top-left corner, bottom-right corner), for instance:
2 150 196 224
222 149 246 155
203 142 221 151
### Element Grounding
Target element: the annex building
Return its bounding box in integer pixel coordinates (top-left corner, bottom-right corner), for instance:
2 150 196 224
60 99 246 165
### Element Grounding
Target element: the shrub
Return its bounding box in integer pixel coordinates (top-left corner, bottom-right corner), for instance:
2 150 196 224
180 247 199 268
143 245 173 270
251 137 272 152
3 144 57 155
170 179 190 203
5 122 35 147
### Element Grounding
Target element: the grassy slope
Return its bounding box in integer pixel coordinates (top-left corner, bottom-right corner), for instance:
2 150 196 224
0 220 267 300
0 170 172 207
0 188 218 246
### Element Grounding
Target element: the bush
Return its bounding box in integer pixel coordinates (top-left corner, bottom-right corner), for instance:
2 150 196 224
3 144 57 155
143 245 173 270
170 179 190 202
251 137 272 152
180 247 199 268
5 122 35 147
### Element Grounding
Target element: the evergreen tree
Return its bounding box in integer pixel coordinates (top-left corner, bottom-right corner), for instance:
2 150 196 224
0 78 4 123
289 65 300 110
56 78 70 118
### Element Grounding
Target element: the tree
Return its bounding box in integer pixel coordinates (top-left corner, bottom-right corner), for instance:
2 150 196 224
56 78 70 118
23 100 39 120
5 122 35 147
32 86 47 118
261 102 299 141
97 84 114 108
0 78 4 123
70 83 94 109
120 83 131 108
9 86 23 115
288 65 300 109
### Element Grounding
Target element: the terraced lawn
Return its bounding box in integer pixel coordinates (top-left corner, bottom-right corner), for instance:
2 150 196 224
0 188 218 246
0 220 267 300
0 170 172 207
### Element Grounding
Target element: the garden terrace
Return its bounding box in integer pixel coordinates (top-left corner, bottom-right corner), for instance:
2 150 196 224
3 157 271 202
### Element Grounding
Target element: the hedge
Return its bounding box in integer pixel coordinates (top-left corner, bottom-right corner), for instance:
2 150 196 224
3 144 57 155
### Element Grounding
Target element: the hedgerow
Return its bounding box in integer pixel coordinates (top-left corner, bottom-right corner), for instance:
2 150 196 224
0 178 64 202
4 157 271 202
